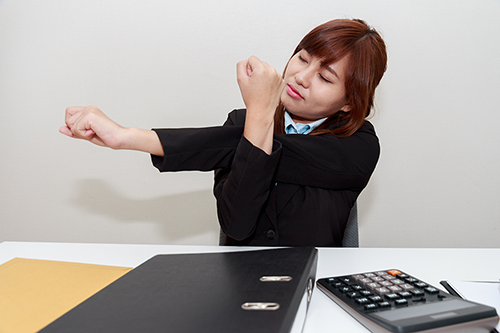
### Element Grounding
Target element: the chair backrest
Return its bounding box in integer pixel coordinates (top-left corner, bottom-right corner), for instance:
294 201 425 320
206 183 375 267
342 201 359 247
219 228 226 246
219 201 359 247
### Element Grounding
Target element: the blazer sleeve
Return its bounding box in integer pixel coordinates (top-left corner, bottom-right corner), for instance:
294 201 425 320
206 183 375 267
150 125 243 172
274 122 380 191
213 136 282 240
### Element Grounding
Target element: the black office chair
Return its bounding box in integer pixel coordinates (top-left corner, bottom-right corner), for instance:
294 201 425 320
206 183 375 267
218 202 359 247
342 201 359 247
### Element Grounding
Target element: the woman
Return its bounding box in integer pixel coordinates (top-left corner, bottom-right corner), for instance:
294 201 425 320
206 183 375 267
60 19 387 247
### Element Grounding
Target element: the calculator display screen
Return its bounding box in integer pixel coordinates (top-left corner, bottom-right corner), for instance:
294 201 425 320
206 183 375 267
370 300 476 322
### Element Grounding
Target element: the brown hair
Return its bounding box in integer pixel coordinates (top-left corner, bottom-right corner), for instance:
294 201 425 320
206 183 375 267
274 19 387 137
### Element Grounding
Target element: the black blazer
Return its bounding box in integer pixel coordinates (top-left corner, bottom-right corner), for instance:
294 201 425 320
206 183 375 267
152 109 379 247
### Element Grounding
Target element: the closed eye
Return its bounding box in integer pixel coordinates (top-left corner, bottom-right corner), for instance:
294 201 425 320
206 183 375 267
319 74 332 83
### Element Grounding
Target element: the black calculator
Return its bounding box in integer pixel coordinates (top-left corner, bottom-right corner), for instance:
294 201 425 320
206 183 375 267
316 269 499 333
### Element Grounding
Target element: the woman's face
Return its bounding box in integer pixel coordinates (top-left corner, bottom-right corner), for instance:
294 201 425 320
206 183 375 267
281 49 350 124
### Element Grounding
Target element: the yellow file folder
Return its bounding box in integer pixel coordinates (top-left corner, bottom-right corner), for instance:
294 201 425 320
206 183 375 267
0 257 131 333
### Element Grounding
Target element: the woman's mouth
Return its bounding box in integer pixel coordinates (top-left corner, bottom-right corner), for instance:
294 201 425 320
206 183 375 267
286 84 304 100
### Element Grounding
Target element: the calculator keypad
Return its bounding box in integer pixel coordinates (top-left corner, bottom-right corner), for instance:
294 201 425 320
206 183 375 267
322 270 450 314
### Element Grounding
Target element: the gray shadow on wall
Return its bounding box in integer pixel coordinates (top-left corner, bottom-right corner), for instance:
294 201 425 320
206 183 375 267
70 178 219 241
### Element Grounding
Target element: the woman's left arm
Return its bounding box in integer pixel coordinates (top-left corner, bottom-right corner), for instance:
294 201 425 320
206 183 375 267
274 122 380 191
60 106 165 156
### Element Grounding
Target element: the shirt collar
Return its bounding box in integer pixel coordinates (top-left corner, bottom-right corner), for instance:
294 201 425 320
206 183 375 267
284 111 327 135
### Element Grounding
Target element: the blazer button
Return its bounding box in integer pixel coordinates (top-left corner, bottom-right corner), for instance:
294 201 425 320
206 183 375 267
267 230 276 240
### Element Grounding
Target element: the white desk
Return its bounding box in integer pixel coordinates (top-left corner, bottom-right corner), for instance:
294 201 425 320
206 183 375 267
1 242 499 332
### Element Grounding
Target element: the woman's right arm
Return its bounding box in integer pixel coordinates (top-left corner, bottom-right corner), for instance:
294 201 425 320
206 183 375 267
236 56 285 155
60 106 164 156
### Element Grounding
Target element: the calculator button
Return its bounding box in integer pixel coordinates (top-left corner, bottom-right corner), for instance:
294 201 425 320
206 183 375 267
379 281 392 287
339 277 356 285
401 283 415 290
339 286 352 293
425 287 439 294
385 293 400 300
331 281 344 288
355 297 370 305
351 285 364 290
395 299 408 306
387 270 401 276
360 278 373 284
371 277 385 282
397 274 409 279
388 286 402 293
411 289 425 296
359 290 373 296
399 291 413 298
391 279 404 285
376 271 390 276
347 292 362 298
352 274 366 280
364 273 376 277
364 303 378 311
383 275 396 281
378 301 391 308
413 297 426 303
367 283 381 289
369 296 384 302
405 277 418 283
375 287 391 295
415 282 428 288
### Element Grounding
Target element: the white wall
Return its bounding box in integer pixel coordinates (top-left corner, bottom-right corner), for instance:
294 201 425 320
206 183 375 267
1 0 499 247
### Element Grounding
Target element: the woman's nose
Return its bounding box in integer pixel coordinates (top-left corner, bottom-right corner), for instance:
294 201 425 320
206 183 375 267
295 68 313 89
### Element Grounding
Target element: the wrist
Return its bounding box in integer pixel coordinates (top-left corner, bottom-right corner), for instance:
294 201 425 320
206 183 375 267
244 108 275 155
118 127 137 150
245 106 275 124
120 127 164 156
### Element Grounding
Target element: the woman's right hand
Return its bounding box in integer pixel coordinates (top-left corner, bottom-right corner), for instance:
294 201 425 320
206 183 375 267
60 106 164 156
236 57 285 155
236 56 285 118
